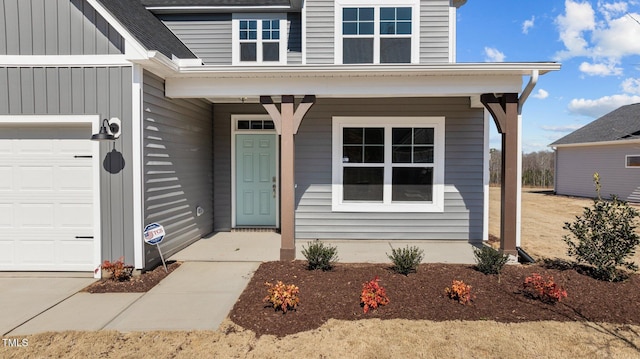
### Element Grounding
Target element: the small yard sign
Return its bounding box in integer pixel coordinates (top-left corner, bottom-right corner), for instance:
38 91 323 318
144 223 168 272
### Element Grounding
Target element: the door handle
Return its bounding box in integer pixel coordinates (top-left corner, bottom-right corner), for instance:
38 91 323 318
272 184 276 198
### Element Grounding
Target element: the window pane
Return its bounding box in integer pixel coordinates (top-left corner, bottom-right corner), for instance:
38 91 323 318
343 38 373 64
263 42 279 61
263 21 272 30
248 30 257 40
380 22 395 35
343 8 358 21
392 128 412 144
627 156 640 167
359 21 374 35
250 120 263 129
359 8 374 21
392 167 433 201
392 146 412 163
237 120 250 129
344 167 383 201
380 38 411 63
272 20 280 30
272 30 280 39
396 22 411 35
380 7 395 21
364 128 384 144
343 22 358 35
264 121 275 129
343 128 363 144
414 128 434 144
414 146 434 163
364 145 384 163
249 21 257 29
343 146 363 163
397 7 412 20
263 30 271 40
240 43 257 61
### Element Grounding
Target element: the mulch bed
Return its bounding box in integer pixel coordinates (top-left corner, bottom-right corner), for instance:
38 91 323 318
82 261 181 293
229 260 640 337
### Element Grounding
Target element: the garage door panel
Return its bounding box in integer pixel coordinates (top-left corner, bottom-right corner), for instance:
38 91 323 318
19 167 54 190
0 123 95 272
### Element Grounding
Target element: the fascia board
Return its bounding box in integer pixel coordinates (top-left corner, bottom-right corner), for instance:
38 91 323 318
551 139 640 148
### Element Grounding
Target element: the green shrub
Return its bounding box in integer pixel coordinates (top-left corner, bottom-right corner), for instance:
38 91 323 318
473 246 509 275
562 173 640 281
301 239 338 271
387 244 424 275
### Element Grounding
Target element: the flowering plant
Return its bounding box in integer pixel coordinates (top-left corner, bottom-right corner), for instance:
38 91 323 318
360 276 389 313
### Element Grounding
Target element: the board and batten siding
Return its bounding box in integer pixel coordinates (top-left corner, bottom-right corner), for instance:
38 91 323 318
0 65 135 264
0 0 123 55
556 143 640 203
213 98 484 241
143 71 213 269
419 0 450 63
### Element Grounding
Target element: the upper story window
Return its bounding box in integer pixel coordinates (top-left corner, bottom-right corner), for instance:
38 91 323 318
233 14 287 65
626 155 640 168
336 1 419 65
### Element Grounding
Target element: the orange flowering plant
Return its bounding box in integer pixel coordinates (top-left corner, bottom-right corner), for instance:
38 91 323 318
263 281 300 313
101 256 134 282
445 279 474 305
360 276 390 313
522 273 567 304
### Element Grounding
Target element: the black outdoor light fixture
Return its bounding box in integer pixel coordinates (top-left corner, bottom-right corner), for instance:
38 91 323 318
91 118 121 141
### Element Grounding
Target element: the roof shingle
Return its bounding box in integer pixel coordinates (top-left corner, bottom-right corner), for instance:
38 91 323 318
551 103 640 146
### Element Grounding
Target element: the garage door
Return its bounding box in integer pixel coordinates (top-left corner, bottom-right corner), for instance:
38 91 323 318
0 124 96 271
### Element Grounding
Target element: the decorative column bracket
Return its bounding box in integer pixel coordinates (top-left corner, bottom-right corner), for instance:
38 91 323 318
260 95 316 261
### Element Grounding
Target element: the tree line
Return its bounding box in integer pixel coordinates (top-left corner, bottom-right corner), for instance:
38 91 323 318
490 149 554 188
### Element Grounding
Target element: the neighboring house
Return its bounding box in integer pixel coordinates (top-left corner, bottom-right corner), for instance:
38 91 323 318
0 0 559 277
550 103 640 203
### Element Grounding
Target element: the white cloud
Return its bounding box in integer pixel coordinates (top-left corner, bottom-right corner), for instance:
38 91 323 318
484 47 505 62
522 16 535 34
554 1 640 76
578 61 623 76
554 0 596 59
541 124 583 132
568 94 640 117
532 89 549 99
622 77 640 94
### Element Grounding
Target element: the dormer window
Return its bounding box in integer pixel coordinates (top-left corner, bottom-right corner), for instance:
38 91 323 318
233 14 287 65
336 1 419 64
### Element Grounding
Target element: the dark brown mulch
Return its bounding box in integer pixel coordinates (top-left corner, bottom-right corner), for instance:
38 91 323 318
229 260 640 337
82 261 181 293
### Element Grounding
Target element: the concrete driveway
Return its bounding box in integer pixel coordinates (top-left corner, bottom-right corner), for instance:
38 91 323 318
0 274 95 335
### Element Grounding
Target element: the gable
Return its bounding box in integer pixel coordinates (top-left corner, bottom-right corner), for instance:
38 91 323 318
0 0 124 55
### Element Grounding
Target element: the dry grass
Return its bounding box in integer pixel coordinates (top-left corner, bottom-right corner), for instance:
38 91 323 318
3 319 639 358
489 187 640 266
3 188 640 358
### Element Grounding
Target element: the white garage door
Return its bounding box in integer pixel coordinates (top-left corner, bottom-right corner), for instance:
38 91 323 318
0 124 96 271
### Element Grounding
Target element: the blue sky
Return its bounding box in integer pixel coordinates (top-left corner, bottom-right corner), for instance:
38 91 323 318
457 0 640 153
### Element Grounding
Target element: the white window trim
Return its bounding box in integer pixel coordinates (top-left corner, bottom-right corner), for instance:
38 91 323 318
334 0 420 65
626 154 640 168
232 13 287 65
332 116 445 212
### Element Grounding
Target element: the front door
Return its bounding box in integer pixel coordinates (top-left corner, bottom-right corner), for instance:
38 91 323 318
235 134 277 226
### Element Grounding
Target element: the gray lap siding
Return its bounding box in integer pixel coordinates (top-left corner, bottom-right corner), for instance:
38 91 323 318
213 97 484 241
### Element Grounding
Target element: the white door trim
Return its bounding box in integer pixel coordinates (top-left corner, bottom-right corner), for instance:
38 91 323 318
0 115 101 277
230 115 279 228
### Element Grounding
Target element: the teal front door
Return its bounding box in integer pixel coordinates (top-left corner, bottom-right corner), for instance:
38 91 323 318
235 134 277 226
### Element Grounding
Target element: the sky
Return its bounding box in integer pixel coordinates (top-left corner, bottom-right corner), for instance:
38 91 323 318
456 0 640 153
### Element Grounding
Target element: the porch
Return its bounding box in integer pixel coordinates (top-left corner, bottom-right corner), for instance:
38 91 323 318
170 232 478 264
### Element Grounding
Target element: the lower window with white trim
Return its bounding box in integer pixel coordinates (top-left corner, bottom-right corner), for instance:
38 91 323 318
332 117 445 212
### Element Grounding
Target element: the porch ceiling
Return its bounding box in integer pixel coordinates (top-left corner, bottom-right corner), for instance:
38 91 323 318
162 63 561 103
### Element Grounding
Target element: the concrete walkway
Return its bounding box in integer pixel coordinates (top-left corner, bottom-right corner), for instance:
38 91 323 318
1 233 478 336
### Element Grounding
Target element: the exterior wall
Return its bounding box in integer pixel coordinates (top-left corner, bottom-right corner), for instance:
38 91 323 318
0 66 135 263
142 71 214 268
556 143 640 203
159 13 302 65
159 14 232 65
305 0 335 64
0 0 124 55
419 0 450 63
213 97 484 241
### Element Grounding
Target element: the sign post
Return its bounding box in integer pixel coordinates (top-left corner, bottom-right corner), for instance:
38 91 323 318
143 223 168 272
